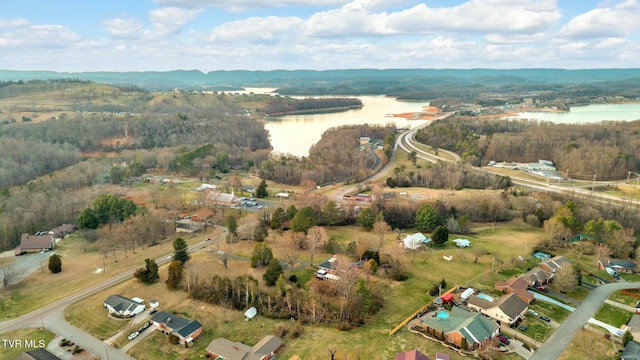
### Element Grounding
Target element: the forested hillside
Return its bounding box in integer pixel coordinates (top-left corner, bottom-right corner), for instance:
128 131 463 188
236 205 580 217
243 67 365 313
259 124 395 186
415 117 640 180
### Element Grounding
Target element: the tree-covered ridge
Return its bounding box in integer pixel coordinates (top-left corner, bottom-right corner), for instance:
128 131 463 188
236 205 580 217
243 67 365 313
0 137 81 188
262 96 362 115
259 124 394 186
416 117 640 180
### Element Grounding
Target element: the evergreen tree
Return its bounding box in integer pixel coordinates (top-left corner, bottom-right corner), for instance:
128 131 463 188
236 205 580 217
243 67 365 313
166 260 183 289
290 206 317 235
251 242 273 267
263 258 283 286
256 179 268 198
253 220 269 242
226 215 238 243
48 254 62 273
415 203 438 231
270 207 285 230
432 225 449 246
357 208 375 230
172 237 190 264
76 208 99 230
285 205 298 220
134 258 159 283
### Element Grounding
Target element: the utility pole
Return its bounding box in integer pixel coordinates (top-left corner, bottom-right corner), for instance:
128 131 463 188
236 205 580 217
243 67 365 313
592 174 596 192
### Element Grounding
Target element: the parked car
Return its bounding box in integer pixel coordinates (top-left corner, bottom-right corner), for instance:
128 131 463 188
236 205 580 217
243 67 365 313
522 343 532 351
217 250 225 255
139 322 151 332
148 309 157 315
519 325 528 332
528 309 539 317
497 335 510 345
535 285 548 293
539 315 551 322
128 332 139 340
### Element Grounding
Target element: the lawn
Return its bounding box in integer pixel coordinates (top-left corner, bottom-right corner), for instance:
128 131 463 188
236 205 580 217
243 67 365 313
594 303 633 328
532 301 573 323
609 290 640 307
515 315 555 343
0 328 56 360
558 328 622 360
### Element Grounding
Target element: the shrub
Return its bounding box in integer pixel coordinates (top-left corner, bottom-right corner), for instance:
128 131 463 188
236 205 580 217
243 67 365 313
288 274 298 283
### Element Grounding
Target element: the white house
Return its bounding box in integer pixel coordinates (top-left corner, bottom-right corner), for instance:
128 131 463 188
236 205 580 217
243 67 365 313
403 233 431 250
453 238 472 248
103 295 146 318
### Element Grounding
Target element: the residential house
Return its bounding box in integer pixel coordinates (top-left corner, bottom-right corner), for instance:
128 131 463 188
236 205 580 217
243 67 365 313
467 293 528 326
495 277 535 304
435 354 450 360
206 335 284 360
621 341 640 360
539 255 572 273
420 306 499 350
175 222 203 233
452 239 471 248
151 311 203 345
191 208 214 222
317 256 363 276
48 224 76 239
396 349 431 360
17 349 62 360
626 314 640 341
403 233 431 250
16 233 55 255
605 259 638 274
103 295 146 318
519 267 553 286
206 191 240 205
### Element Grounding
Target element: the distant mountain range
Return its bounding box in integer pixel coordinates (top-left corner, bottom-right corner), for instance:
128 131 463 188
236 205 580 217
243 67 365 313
1 68 639 92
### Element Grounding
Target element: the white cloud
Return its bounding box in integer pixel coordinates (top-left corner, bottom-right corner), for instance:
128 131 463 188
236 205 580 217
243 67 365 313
303 0 561 38
0 18 29 28
153 0 348 12
560 0 640 39
210 16 303 44
103 18 145 39
0 24 81 48
149 6 204 36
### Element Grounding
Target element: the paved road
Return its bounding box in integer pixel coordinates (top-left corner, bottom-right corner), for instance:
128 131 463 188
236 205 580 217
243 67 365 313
530 281 640 360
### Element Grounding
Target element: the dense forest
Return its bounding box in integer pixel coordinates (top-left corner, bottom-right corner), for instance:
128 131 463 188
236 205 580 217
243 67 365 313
259 124 395 186
415 117 640 180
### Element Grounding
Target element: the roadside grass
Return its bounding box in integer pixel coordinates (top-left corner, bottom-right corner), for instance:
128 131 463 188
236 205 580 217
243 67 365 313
594 303 633 328
516 316 554 342
532 301 573 322
562 286 590 302
0 328 56 360
600 184 640 201
1 226 206 320
558 328 621 360
609 290 640 307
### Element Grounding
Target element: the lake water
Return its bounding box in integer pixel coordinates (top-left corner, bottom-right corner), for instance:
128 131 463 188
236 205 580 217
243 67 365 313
265 95 431 157
516 103 640 124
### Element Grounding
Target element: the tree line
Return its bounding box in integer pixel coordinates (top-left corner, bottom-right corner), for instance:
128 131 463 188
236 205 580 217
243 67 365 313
416 117 640 180
259 124 395 186
261 97 362 115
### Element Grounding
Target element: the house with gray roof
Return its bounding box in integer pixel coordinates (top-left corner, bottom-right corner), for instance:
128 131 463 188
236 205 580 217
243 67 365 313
103 295 146 318
622 341 640 360
468 293 528 326
150 311 203 345
607 259 638 274
206 335 284 360
17 349 62 360
539 255 572 273
420 306 499 350
16 233 54 255
520 267 553 286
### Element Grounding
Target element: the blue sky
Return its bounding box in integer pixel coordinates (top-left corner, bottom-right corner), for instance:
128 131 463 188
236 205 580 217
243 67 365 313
1 0 639 71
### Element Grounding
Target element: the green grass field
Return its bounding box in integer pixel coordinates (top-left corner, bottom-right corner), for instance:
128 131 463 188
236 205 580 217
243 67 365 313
594 303 633 328
0 328 57 360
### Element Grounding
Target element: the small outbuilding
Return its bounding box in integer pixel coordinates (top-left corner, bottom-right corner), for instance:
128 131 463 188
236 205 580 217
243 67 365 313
452 238 471 248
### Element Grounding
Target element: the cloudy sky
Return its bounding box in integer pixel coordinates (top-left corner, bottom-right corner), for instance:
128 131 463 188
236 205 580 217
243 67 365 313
1 0 639 71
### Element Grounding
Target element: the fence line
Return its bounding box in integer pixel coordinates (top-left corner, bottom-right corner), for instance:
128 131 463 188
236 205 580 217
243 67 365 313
389 286 458 336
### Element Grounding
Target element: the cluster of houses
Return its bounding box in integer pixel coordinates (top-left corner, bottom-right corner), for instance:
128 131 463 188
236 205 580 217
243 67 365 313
15 224 76 255
103 294 284 358
410 255 576 353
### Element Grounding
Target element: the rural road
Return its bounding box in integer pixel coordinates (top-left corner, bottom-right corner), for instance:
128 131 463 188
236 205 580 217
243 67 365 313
530 281 640 360
0 237 212 359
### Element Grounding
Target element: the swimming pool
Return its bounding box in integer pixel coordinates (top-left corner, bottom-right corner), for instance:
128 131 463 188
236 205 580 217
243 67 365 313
436 311 450 319
476 294 494 302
